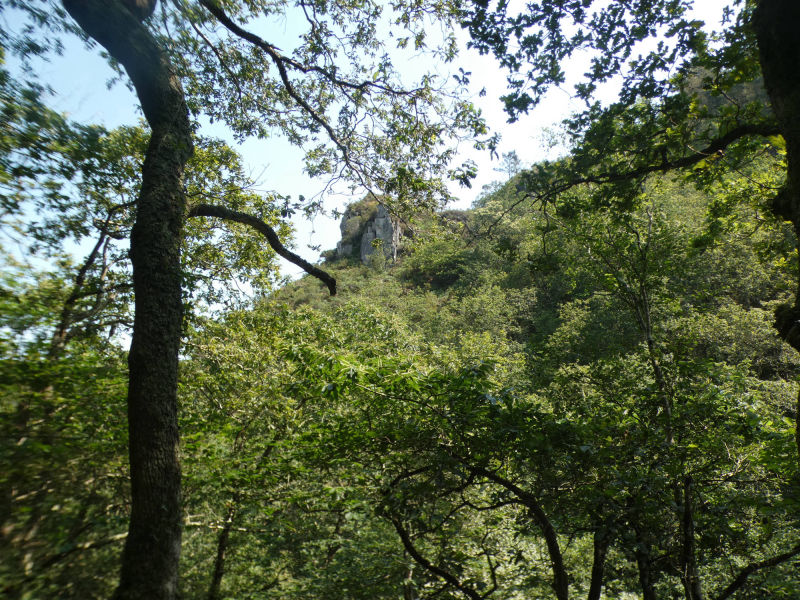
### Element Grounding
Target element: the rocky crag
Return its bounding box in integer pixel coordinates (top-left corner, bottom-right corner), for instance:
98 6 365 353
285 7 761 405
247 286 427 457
335 197 402 264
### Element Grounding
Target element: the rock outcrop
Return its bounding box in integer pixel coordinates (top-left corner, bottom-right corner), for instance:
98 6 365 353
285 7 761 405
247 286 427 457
335 197 401 264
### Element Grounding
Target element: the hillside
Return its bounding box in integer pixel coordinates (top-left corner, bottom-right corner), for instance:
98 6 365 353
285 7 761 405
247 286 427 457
5 160 800 599
241 165 800 598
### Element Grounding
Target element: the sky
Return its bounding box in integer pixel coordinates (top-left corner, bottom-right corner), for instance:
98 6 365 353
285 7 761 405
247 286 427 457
5 0 729 279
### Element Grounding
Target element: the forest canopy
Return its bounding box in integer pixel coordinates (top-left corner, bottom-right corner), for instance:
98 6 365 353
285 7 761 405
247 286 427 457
1 1 800 599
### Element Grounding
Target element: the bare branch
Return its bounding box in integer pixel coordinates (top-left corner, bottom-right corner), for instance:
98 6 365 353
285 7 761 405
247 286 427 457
187 203 336 295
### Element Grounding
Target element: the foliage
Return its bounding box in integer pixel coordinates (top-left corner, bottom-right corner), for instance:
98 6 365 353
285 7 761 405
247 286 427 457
233 163 800 598
4 1 800 598
0 259 128 598
5 153 800 597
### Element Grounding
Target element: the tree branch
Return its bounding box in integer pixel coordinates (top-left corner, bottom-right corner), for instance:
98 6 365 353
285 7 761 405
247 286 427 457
187 18 243 106
187 203 336 295
49 226 108 358
478 122 781 239
581 122 781 185
38 532 128 573
467 465 569 600
713 542 800 600
196 0 350 160
390 517 484 600
196 0 385 199
199 0 409 96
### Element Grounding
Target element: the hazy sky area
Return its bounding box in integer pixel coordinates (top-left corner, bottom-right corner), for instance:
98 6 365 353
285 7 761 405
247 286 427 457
6 1 728 279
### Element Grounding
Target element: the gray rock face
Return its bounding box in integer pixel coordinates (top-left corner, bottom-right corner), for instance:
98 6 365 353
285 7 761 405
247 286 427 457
336 201 400 264
359 205 400 264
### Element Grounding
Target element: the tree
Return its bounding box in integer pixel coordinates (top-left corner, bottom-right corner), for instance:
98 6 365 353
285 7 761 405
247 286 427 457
494 150 523 179
297 170 798 599
5 0 485 597
0 251 130 597
460 0 800 460
179 301 428 599
0 119 296 597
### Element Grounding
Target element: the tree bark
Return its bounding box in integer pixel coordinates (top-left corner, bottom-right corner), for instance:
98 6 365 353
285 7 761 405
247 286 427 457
754 0 800 239
587 526 610 600
61 2 193 599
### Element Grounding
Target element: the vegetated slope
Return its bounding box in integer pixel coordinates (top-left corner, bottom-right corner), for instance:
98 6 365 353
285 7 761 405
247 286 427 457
282 165 797 386
260 161 800 599
5 157 799 599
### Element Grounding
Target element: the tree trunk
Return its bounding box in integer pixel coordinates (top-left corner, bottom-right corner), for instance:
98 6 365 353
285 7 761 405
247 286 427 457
61 2 193 599
633 523 657 600
753 0 800 467
587 526 610 600
206 500 237 600
680 476 703 600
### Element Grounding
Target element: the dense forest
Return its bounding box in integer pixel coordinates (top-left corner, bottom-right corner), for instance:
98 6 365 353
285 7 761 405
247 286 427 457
2 1 800 599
